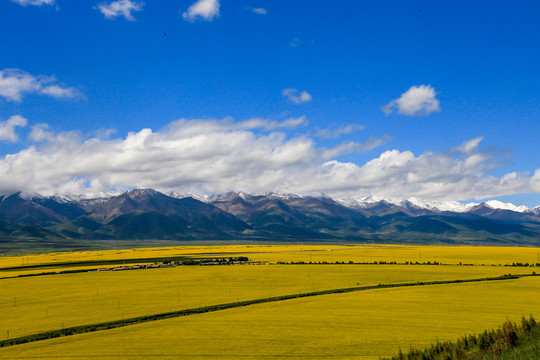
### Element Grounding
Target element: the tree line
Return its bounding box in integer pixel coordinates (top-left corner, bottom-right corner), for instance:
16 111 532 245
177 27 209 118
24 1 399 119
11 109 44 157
386 315 537 360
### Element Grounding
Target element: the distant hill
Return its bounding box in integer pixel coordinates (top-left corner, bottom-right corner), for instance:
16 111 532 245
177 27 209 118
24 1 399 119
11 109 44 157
0 189 539 245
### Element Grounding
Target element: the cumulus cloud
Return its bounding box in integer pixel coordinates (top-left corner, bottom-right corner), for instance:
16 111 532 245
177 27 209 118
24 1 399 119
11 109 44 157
382 85 441 116
0 117 538 201
251 7 267 15
0 68 81 103
95 0 144 21
0 115 27 142
282 88 312 104
0 117 387 196
182 0 219 22
28 123 54 142
10 0 54 6
285 147 540 201
316 124 365 138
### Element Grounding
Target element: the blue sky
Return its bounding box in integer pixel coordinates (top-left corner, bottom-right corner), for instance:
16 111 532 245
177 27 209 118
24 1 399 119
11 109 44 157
1 0 540 206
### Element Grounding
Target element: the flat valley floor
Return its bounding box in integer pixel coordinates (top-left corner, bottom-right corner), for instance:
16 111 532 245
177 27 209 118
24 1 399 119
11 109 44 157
1 244 539 359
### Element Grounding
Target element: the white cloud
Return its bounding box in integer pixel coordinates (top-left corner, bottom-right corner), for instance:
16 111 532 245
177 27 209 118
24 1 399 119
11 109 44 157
251 7 267 15
0 117 538 202
316 124 365 138
284 147 540 201
234 116 308 130
382 85 441 116
40 85 79 99
321 135 392 160
0 68 81 102
290 37 300 47
282 88 312 104
452 136 484 154
95 0 144 21
182 0 220 22
29 123 53 142
10 0 54 6
0 115 27 142
0 117 384 196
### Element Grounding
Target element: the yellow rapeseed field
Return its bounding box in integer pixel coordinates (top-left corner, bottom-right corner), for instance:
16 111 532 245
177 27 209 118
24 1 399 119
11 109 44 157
1 244 539 272
2 276 539 360
0 244 539 359
2 264 533 339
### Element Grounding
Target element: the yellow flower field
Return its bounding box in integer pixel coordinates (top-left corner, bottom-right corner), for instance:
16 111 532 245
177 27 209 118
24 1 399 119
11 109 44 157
2 276 539 360
2 264 533 339
1 244 539 359
1 244 539 272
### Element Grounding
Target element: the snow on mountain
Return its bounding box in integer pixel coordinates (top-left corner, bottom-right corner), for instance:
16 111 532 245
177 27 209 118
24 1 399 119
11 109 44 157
336 196 478 213
16 190 45 201
403 197 478 213
52 192 118 204
484 200 529 213
525 206 540 215
2 188 539 216
168 191 213 203
264 192 303 201
337 196 534 214
334 195 391 208
123 188 159 200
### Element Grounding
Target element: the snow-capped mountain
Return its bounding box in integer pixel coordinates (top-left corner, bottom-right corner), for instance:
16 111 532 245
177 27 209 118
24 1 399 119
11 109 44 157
484 200 529 213
16 190 46 202
168 191 213 203
1 188 539 246
399 197 479 213
335 196 480 213
263 192 304 201
334 195 536 214
2 189 536 215
334 195 395 209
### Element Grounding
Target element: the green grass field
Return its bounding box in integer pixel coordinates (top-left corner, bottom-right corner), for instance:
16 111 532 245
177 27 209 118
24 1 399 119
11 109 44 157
1 244 539 359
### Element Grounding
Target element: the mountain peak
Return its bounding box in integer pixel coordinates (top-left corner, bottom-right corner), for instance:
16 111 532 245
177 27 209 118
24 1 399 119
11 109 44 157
168 191 212 203
123 188 159 199
15 190 45 201
1 187 540 244
484 200 529 213
263 192 303 201
403 197 478 213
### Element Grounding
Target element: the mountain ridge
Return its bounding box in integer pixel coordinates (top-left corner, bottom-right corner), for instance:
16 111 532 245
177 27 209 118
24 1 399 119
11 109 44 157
1 189 539 246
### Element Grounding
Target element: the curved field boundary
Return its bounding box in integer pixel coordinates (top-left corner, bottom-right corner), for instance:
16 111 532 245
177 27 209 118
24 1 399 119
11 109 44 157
0 273 535 348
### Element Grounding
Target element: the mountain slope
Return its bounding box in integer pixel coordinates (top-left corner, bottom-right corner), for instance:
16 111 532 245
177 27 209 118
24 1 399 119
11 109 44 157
0 192 87 227
53 189 250 240
0 189 539 245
